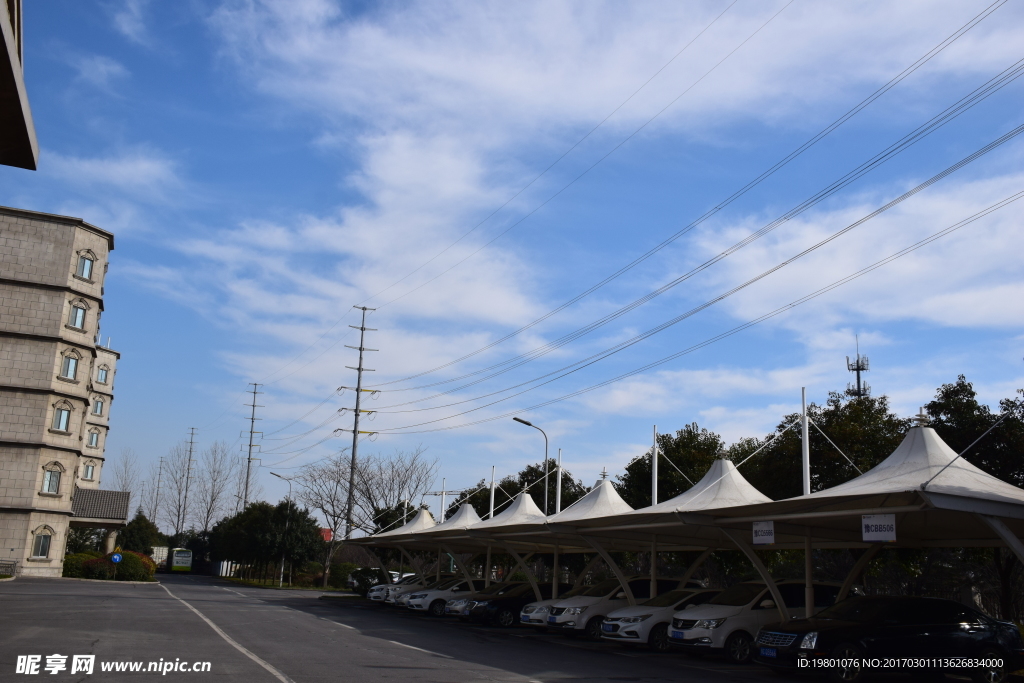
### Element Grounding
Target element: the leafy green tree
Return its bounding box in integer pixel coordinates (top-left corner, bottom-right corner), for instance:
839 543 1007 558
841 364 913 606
614 422 725 508
208 500 325 582
117 511 166 555
66 527 102 554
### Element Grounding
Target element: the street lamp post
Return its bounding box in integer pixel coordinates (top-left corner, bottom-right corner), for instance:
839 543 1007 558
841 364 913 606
512 417 549 515
271 472 295 588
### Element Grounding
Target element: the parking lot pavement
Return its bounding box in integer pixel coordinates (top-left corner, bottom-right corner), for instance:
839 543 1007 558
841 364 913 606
1 574 780 682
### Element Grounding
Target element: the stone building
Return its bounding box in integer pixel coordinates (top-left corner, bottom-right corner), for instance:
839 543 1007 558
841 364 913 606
1 205 128 576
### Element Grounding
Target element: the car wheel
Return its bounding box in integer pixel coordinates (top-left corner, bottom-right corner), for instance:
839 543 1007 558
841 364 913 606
429 600 446 617
585 617 604 640
647 623 670 652
971 649 1007 683
828 643 865 683
725 631 754 664
494 609 516 628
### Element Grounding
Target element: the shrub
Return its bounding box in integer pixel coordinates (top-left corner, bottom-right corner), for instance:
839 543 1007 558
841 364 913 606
81 551 156 581
349 567 388 596
327 562 359 589
62 552 103 578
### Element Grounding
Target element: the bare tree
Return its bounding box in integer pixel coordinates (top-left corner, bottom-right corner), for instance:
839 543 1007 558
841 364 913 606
105 447 141 511
232 454 263 513
161 441 193 537
193 441 237 532
352 446 438 533
297 449 350 587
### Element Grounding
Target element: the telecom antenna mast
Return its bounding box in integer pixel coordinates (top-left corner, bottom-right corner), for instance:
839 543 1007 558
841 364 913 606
846 336 870 398
342 306 377 539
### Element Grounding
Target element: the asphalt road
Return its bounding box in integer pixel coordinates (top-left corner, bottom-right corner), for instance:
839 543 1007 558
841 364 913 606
0 574 781 682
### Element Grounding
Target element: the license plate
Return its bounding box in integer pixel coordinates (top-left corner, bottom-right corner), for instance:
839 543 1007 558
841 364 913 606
602 623 614 632
671 631 685 639
520 615 529 622
548 616 557 623
760 647 777 658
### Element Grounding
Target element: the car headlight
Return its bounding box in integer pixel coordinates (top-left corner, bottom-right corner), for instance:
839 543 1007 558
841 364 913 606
409 593 427 600
800 632 818 649
522 606 535 614
620 614 652 624
566 606 589 616
451 599 467 607
475 600 490 607
695 618 727 629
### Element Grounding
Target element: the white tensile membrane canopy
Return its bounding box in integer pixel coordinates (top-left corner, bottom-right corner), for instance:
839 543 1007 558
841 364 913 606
370 507 436 539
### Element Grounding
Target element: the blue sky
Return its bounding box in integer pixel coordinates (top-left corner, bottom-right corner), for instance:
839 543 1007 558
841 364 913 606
5 0 1024 519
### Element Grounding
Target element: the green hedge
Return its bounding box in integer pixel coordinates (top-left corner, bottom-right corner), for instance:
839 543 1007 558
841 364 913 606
62 551 104 578
327 562 359 589
80 551 156 581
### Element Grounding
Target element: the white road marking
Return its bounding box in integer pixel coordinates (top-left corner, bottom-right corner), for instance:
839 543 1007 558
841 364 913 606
222 588 246 597
160 584 295 683
388 641 454 659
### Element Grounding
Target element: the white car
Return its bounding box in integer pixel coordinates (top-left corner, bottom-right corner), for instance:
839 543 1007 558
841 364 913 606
668 581 845 664
385 574 455 605
368 573 419 602
601 588 720 651
547 578 693 640
407 578 486 616
450 582 526 618
520 583 592 626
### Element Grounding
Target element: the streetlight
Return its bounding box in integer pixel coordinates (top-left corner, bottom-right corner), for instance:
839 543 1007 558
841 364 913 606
513 417 549 515
271 472 295 588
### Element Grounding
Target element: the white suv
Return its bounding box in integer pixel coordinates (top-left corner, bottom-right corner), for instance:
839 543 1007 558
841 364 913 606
407 578 486 616
668 581 843 663
547 578 692 640
601 588 719 651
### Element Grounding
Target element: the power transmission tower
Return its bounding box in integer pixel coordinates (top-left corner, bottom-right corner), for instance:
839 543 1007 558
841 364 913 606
181 427 197 533
846 336 871 398
243 383 263 506
341 306 377 539
153 456 164 523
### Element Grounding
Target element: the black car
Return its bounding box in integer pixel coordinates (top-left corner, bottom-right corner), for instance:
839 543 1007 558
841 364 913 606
469 582 573 627
752 596 1024 683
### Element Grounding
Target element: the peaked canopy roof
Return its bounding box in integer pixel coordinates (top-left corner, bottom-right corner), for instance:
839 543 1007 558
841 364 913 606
548 479 633 524
371 507 435 539
471 491 547 530
418 503 481 535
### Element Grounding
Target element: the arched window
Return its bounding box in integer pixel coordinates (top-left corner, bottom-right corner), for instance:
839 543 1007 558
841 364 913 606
97 364 110 384
82 459 97 479
86 430 100 449
91 397 104 416
59 349 82 380
41 462 65 494
76 250 96 280
67 298 89 330
51 400 73 433
31 525 55 558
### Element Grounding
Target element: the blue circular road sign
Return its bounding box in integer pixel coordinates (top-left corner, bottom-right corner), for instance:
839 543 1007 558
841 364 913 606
110 553 122 564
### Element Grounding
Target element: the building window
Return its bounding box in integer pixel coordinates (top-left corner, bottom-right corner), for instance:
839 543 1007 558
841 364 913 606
68 304 86 329
42 469 61 493
60 354 79 380
87 431 100 448
83 462 96 479
32 532 52 558
92 399 104 416
97 366 109 383
52 407 71 432
77 254 94 280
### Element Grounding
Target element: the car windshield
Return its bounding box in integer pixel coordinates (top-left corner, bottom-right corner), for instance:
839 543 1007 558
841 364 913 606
431 578 461 590
814 598 898 623
709 583 765 606
582 579 624 597
643 590 693 607
474 582 523 597
399 575 420 585
556 584 591 599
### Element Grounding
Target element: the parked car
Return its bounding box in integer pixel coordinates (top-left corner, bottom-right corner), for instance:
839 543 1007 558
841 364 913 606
601 588 720 651
448 581 526 619
520 583 593 627
407 578 487 616
753 595 1024 683
368 577 419 602
469 583 573 627
669 581 846 664
547 577 695 640
384 574 454 605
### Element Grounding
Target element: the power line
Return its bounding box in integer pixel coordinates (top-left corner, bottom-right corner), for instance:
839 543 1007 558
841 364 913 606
367 0 1008 391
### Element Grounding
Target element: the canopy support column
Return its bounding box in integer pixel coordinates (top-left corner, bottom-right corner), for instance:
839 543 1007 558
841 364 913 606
979 516 1024 566
574 554 602 588
442 545 474 583
484 546 492 587
837 545 881 602
650 536 658 599
396 545 419 576
504 545 542 602
679 548 713 586
805 534 814 617
723 529 789 621
582 536 636 606
436 548 441 582
552 544 559 600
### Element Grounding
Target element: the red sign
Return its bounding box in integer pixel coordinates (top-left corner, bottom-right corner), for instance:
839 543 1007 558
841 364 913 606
319 528 333 542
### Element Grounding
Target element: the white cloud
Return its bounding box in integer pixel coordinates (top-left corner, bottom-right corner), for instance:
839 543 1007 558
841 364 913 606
109 0 152 45
71 55 130 91
45 149 184 202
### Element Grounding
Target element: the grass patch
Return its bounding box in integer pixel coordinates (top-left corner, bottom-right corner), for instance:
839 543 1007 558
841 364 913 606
0 574 11 579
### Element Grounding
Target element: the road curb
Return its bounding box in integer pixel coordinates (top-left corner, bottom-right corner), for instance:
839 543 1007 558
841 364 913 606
55 576 161 585
0 575 14 582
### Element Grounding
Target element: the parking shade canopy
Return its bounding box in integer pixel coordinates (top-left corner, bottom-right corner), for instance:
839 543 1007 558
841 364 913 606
680 423 1024 551
360 507 436 543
